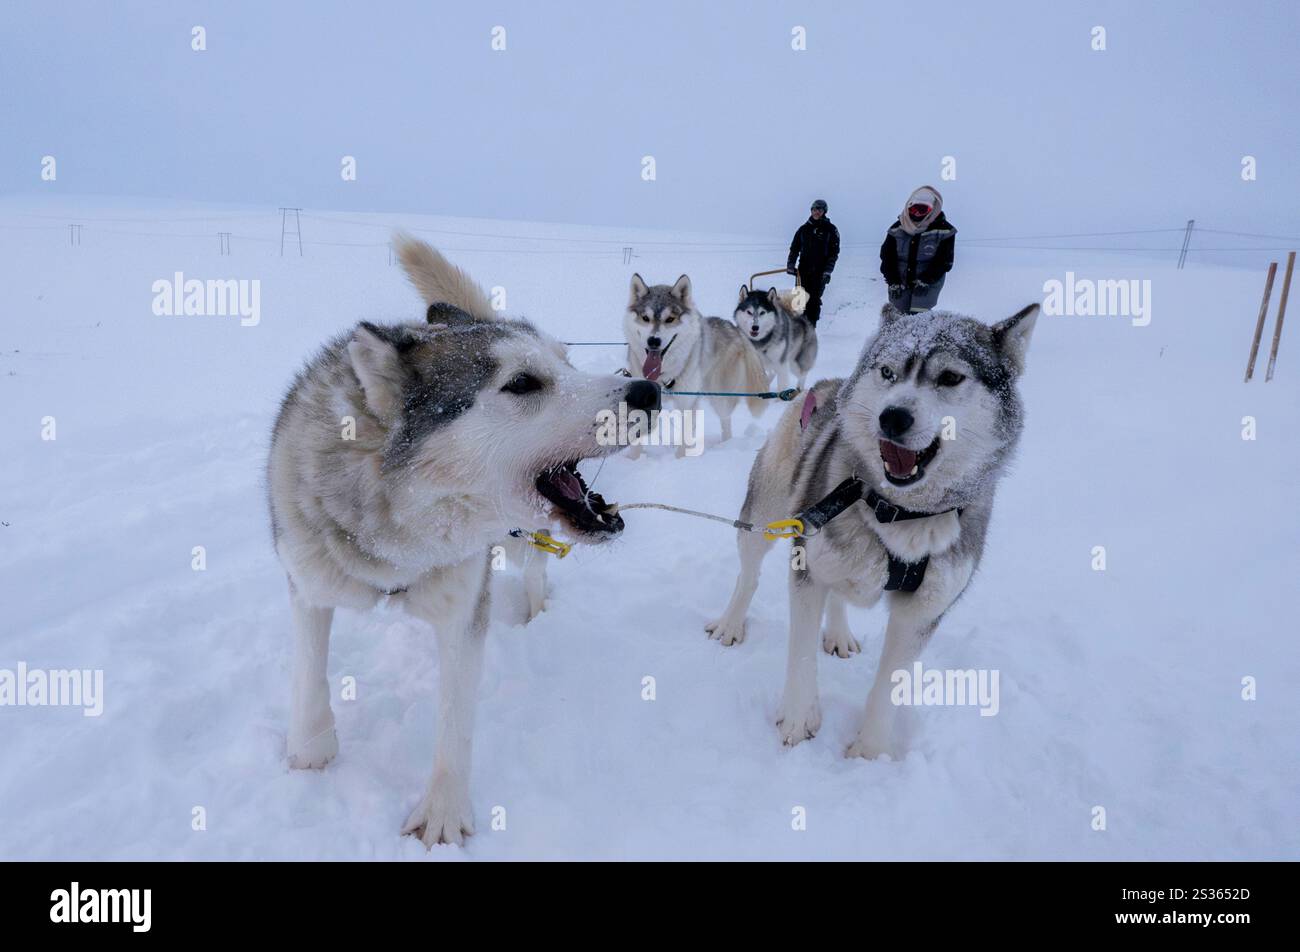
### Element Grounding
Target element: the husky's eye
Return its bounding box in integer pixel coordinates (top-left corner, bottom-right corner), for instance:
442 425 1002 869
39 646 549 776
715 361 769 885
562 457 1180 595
880 365 895 382
501 372 543 395
640 314 652 323
936 370 965 387
664 315 677 324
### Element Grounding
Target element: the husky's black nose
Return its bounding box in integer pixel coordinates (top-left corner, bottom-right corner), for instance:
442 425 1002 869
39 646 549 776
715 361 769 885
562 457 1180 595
879 406 914 440
624 379 661 413
646 336 662 350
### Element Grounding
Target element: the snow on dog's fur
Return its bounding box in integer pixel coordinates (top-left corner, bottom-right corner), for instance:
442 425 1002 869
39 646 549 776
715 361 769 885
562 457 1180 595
267 236 657 846
706 301 1038 758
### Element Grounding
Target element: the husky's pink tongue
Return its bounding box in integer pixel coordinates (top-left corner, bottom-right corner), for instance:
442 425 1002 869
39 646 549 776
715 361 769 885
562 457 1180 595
642 350 663 381
879 439 918 478
552 468 584 500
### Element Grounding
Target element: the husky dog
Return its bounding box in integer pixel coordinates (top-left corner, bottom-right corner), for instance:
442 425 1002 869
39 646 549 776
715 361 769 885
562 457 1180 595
624 274 769 456
733 286 818 391
268 236 658 846
705 302 1038 759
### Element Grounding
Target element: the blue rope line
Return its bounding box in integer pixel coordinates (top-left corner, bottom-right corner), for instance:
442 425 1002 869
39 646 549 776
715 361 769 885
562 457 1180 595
670 388 801 401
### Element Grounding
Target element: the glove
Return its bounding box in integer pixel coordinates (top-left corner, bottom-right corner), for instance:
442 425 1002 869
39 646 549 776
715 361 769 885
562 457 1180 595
785 266 797 276
822 272 831 286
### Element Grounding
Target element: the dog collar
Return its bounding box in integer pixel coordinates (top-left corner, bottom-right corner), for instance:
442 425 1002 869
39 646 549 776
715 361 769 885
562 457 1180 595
794 477 961 593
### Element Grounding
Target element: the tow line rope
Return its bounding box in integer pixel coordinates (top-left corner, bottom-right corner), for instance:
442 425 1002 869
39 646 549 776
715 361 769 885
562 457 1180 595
513 475 962 563
573 349 803 402
667 387 802 401
613 502 763 533
612 479 860 542
510 504 800 559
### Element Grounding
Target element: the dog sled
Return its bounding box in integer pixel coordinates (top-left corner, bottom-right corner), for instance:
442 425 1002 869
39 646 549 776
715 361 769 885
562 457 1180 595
746 267 809 316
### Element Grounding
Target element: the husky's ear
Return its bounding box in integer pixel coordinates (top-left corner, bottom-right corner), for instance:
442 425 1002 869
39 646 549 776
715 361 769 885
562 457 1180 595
767 286 781 306
991 304 1040 375
738 284 749 303
347 322 409 419
629 273 648 306
880 302 904 327
670 274 693 308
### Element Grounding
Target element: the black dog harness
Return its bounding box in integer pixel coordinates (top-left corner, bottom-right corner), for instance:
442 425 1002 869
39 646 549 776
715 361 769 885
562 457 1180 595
795 476 961 593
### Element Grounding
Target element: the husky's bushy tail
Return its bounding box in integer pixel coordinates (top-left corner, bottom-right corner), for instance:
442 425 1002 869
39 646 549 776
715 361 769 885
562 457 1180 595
393 233 495 321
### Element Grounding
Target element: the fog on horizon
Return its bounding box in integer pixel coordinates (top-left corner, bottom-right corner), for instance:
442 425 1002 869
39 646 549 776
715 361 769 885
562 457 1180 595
3 0 1297 253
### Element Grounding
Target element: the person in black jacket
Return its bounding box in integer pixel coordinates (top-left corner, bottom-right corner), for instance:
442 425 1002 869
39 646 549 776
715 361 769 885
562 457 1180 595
786 199 840 326
879 185 956 313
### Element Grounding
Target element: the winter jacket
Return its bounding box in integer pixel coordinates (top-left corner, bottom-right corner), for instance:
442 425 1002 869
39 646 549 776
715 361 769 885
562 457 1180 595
879 212 956 287
787 217 841 274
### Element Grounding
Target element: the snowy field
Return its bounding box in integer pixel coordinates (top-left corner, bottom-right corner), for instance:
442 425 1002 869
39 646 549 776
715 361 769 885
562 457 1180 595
1 197 1296 860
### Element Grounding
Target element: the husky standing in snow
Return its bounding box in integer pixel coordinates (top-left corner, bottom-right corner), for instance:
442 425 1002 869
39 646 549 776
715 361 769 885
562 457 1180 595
623 274 769 456
733 285 818 391
706 302 1038 759
267 236 658 846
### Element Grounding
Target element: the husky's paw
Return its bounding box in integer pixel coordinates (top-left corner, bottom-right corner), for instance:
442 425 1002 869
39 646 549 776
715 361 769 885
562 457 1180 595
402 779 474 848
846 729 893 762
287 724 338 770
821 627 861 658
704 615 746 647
776 698 822 747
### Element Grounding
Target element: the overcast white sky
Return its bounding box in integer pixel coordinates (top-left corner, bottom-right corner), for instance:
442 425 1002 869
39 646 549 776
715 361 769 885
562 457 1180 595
3 0 1297 246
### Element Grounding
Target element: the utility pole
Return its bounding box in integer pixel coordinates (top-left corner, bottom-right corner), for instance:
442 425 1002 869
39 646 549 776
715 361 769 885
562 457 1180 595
279 207 303 256
1244 262 1277 381
1176 219 1195 269
1265 251 1295 382
218 232 231 255
69 223 81 246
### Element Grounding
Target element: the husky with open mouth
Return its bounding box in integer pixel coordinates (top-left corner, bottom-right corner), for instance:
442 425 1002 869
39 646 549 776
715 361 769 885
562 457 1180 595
623 273 769 457
267 236 657 846
705 301 1038 759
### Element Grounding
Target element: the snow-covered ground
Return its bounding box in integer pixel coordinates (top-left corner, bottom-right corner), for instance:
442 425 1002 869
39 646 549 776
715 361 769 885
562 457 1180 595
1 198 1296 860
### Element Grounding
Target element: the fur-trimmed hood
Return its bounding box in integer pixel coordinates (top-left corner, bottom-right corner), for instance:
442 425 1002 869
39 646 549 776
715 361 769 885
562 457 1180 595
899 186 943 235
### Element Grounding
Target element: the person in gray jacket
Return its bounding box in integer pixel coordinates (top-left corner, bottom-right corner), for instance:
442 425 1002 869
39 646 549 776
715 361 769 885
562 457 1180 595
879 185 956 313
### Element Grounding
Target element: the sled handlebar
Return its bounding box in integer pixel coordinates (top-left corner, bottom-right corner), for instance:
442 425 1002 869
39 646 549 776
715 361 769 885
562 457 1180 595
748 268 801 292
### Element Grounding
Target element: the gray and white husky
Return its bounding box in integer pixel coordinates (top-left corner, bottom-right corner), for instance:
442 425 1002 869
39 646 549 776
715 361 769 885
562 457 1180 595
267 236 657 846
705 302 1038 759
624 274 769 456
733 286 818 391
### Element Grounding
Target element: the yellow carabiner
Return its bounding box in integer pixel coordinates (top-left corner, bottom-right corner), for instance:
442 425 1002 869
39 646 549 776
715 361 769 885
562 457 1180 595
763 518 805 541
523 529 572 559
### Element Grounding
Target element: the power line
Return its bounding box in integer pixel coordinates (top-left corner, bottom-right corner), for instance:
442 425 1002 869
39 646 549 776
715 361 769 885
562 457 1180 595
1196 227 1300 242
3 212 1295 259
